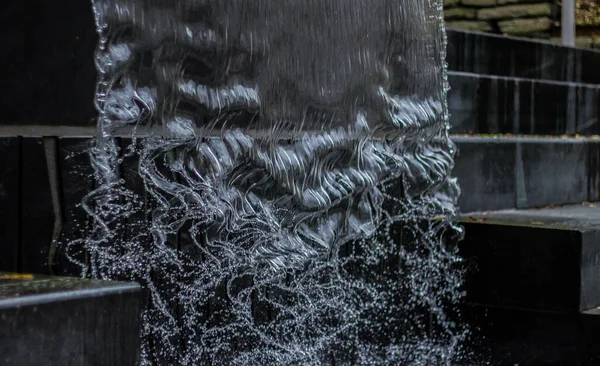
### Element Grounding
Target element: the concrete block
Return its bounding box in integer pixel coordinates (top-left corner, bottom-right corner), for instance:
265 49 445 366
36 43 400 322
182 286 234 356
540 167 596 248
446 29 600 84
517 140 588 208
459 204 600 312
454 138 517 212
0 273 141 366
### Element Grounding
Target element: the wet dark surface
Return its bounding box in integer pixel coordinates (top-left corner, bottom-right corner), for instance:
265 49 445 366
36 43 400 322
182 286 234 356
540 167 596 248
459 204 600 365
447 29 600 84
0 273 141 366
448 72 600 135
588 142 600 202
519 141 589 208
0 272 138 301
460 204 600 312
454 137 600 213
453 138 517 212
1 1 98 127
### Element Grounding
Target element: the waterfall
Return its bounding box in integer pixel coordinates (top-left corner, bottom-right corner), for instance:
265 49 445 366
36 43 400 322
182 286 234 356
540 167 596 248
77 0 466 364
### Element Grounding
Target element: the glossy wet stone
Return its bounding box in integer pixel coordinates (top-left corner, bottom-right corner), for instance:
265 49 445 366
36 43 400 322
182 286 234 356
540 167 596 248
453 137 600 212
447 29 600 84
0 273 141 366
459 203 600 312
518 141 588 208
453 138 517 213
448 72 600 135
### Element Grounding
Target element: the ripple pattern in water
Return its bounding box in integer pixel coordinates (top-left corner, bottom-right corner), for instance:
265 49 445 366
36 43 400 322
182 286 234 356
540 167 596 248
77 0 466 364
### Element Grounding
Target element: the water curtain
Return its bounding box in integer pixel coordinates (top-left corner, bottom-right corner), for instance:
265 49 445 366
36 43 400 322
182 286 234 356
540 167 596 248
82 0 465 364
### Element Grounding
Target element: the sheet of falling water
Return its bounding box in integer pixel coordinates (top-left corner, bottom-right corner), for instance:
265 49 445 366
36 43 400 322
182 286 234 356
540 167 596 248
78 0 467 364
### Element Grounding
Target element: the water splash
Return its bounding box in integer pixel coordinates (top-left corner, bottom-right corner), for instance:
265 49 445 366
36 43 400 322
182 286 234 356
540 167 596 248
76 0 467 364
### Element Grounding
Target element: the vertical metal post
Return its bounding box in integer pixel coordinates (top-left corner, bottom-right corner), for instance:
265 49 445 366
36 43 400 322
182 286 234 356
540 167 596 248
562 0 576 46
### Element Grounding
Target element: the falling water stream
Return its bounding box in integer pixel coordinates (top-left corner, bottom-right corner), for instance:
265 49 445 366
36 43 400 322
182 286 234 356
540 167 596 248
76 0 467 364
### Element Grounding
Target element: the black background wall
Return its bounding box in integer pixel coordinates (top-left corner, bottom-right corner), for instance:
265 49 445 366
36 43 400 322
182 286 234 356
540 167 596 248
1 1 97 127
0 2 98 276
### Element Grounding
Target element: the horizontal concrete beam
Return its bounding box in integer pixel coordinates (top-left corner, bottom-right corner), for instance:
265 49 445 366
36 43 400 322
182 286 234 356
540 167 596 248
0 125 443 140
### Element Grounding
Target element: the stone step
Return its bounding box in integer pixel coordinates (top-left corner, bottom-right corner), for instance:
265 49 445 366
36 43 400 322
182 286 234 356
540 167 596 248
452 136 600 212
447 29 600 84
458 204 600 313
448 71 600 135
460 304 600 365
0 273 141 365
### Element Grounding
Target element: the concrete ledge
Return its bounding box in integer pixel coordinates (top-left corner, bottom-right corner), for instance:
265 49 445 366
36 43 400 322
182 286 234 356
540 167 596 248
459 203 600 312
448 71 600 135
453 136 598 212
0 273 141 366
447 29 600 84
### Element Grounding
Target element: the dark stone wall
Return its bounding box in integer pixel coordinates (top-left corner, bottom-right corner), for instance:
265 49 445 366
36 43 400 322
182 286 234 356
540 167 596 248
0 274 142 365
0 137 94 276
0 2 97 275
446 29 600 84
1 1 97 127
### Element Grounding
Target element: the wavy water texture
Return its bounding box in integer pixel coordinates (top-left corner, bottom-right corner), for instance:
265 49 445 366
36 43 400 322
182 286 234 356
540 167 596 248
78 0 466 364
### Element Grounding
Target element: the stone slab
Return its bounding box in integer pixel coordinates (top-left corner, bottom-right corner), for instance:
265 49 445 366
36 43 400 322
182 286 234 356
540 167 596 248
446 29 600 84
453 139 517 212
446 20 494 32
477 3 552 20
498 17 553 35
453 137 600 212
589 142 600 202
444 7 478 20
459 204 600 312
517 141 588 208
0 273 141 366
